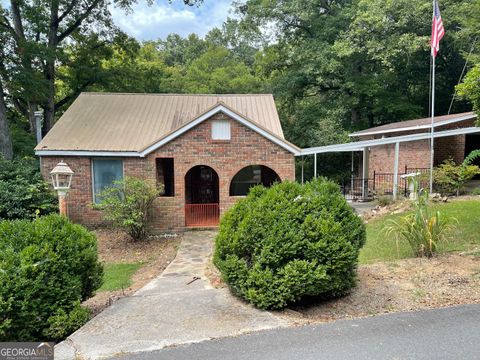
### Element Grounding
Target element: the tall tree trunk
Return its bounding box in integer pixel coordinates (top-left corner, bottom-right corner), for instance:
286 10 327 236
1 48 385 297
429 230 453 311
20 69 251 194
43 0 59 134
27 102 38 136
43 74 55 133
0 82 13 160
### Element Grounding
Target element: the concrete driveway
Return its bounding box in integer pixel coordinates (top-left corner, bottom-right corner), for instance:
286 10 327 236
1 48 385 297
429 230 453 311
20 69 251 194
55 231 287 359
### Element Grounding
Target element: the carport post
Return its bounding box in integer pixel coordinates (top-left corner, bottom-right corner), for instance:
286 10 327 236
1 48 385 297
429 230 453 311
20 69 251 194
314 153 317 178
362 147 369 200
393 142 400 200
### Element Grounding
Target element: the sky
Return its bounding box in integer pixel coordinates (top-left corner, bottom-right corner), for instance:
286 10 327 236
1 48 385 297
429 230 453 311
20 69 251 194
111 0 234 41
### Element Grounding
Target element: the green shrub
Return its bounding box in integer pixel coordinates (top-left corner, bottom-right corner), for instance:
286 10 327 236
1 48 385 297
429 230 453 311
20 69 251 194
0 157 57 219
0 215 103 341
472 188 480 196
377 195 393 207
95 177 161 241
214 179 366 310
433 157 480 196
44 301 91 341
384 189 454 258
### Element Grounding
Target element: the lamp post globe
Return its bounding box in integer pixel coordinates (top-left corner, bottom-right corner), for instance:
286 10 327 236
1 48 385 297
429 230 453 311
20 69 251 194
50 161 74 215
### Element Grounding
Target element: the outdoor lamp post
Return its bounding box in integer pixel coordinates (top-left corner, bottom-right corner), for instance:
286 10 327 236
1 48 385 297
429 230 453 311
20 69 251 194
50 160 74 216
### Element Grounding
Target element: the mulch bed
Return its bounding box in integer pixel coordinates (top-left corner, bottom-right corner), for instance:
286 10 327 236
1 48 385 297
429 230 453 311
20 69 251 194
282 251 480 324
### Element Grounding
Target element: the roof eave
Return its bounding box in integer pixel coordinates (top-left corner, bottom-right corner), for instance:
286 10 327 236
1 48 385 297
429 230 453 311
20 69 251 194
349 113 477 138
35 103 301 157
301 126 480 156
35 150 143 157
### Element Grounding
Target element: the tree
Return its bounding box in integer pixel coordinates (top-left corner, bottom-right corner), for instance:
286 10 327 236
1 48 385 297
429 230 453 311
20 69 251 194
0 75 13 160
183 46 264 93
158 33 209 66
235 0 472 140
0 0 202 153
455 1 480 122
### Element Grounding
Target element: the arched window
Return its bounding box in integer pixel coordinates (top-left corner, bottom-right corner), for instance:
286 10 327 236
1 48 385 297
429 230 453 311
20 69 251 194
229 165 280 196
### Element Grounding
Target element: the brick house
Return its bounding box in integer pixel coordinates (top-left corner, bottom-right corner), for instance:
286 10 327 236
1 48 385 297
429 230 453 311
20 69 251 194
299 112 480 199
35 93 300 231
350 112 479 178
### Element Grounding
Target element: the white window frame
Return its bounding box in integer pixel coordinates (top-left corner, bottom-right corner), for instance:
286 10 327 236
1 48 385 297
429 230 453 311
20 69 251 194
211 119 231 140
91 158 124 204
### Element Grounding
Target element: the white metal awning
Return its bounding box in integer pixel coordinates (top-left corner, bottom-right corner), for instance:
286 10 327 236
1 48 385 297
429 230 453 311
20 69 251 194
298 126 480 156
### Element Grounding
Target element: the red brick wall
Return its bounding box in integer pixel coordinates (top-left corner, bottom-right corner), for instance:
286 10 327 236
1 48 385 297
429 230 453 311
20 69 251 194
362 119 475 177
40 112 295 231
368 140 431 177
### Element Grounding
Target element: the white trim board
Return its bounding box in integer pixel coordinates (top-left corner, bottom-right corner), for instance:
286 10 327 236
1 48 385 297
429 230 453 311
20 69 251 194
300 126 480 156
349 114 477 138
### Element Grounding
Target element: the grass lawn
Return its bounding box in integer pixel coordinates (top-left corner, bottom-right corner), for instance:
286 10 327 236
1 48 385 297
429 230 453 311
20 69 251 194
99 262 143 292
359 199 480 264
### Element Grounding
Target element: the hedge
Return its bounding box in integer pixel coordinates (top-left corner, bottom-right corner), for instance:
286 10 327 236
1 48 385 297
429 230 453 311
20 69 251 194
214 179 366 310
0 215 103 341
0 157 57 220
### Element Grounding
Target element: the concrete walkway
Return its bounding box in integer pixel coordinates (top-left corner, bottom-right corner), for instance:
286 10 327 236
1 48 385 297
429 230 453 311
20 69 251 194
56 231 287 359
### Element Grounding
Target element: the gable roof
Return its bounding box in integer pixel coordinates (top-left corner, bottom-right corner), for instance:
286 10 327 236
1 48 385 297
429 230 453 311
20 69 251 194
350 112 477 138
35 93 299 156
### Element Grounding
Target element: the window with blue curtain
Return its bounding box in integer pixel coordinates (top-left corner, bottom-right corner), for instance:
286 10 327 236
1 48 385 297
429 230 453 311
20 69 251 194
92 159 123 204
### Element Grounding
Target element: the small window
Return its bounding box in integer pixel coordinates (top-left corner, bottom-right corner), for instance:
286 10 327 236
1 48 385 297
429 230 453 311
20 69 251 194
230 165 280 196
156 158 174 196
212 120 231 140
92 159 123 204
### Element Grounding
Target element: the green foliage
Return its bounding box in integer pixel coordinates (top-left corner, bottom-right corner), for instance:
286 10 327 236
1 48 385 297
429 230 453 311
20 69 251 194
0 157 57 220
237 0 471 142
10 121 36 158
457 65 480 118
362 200 480 263
44 302 91 341
472 188 480 196
456 1 480 120
183 46 263 93
384 189 454 258
95 177 161 241
99 262 142 291
377 195 393 207
214 179 366 310
463 149 480 166
433 158 480 196
0 215 103 341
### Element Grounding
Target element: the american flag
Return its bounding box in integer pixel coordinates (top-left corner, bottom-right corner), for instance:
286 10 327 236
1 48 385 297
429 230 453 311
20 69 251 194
431 0 445 58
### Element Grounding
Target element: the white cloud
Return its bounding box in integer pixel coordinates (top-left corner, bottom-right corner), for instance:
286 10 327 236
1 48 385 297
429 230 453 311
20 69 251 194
111 0 233 40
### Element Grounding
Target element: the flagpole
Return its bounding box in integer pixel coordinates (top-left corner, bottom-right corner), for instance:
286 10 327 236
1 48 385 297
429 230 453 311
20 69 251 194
429 0 436 195
429 54 435 194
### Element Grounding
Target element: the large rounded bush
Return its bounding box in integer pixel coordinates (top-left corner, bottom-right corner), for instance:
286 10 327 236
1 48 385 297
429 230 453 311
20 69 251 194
0 215 103 341
214 179 366 310
0 157 57 220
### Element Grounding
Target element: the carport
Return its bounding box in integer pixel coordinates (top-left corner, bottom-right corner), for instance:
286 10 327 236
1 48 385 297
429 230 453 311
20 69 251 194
298 126 480 200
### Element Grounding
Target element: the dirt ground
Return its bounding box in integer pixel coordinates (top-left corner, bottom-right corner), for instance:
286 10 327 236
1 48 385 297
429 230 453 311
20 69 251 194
83 229 181 317
282 251 480 324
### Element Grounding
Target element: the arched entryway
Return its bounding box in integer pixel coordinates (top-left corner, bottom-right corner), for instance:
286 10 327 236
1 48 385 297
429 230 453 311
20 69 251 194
229 165 281 196
185 165 220 227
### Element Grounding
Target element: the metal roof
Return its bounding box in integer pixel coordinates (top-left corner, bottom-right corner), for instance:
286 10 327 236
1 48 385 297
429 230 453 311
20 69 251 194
350 112 476 137
35 93 286 153
300 126 480 156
